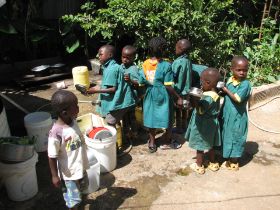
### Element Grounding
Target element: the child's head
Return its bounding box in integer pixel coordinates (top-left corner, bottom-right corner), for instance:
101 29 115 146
231 56 249 80
175 39 191 56
148 36 167 58
98 45 115 64
121 45 136 67
200 68 221 91
51 90 79 124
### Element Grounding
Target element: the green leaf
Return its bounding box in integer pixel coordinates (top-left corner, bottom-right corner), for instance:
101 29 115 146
63 34 80 53
267 75 276 83
29 31 47 42
66 39 80 53
0 22 17 34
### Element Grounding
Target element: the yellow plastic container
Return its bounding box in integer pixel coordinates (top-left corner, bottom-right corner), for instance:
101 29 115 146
72 66 90 89
116 123 122 149
135 106 143 126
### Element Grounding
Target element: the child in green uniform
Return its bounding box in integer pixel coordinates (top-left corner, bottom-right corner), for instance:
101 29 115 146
221 56 251 171
85 45 136 126
121 45 140 138
139 37 183 153
185 68 221 174
172 39 192 134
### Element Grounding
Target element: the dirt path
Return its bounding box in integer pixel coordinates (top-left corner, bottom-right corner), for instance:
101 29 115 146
0 80 280 210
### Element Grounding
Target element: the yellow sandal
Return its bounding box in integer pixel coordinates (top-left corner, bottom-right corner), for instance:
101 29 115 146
221 161 239 171
229 162 239 171
208 162 220 172
190 163 205 175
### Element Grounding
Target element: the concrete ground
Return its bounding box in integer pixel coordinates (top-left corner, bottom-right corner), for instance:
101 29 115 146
0 77 280 210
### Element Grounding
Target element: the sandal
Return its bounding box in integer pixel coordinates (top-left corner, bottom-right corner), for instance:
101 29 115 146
147 139 157 153
229 162 239 171
148 144 157 153
190 163 205 175
207 162 220 172
221 161 239 171
159 140 182 150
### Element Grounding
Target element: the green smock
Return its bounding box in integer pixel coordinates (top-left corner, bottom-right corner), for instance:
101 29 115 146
97 59 136 117
185 91 221 151
222 77 251 158
172 54 192 96
121 64 140 101
139 59 173 128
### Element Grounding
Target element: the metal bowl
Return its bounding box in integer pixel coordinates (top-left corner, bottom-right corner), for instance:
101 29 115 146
49 63 66 74
31 65 50 77
217 81 225 89
0 137 35 162
189 87 203 98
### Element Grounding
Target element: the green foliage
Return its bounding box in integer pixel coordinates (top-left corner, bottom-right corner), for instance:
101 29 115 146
63 0 252 64
59 21 81 54
243 19 280 86
62 0 279 86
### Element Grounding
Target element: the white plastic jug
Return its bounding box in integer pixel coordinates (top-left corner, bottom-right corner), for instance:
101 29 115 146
24 112 53 152
0 152 38 201
85 126 117 173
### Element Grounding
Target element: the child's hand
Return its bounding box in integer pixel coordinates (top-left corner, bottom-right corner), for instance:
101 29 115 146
177 97 183 108
222 86 228 93
88 86 100 94
52 175 61 188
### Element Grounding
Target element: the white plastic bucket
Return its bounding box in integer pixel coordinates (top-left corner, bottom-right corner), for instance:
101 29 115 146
85 126 117 173
0 152 38 201
24 112 53 152
84 156 100 194
0 107 11 137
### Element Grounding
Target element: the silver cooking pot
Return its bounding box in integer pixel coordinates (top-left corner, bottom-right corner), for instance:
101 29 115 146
0 137 35 162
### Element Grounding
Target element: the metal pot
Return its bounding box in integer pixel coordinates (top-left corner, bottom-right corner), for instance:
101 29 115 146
31 65 50 77
189 87 203 98
0 137 35 162
217 81 225 89
49 63 66 74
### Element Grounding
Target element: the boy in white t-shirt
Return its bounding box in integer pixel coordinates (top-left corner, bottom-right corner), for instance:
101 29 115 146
48 90 89 210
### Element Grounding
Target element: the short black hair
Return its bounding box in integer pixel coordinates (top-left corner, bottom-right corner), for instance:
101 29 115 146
201 68 221 84
51 90 77 117
231 56 248 67
101 45 116 57
122 45 137 56
177 39 192 52
148 36 167 58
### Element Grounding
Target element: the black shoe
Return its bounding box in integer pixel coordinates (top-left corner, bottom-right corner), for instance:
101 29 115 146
75 84 87 95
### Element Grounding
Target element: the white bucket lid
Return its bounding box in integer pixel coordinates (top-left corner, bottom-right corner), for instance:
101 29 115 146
24 112 52 127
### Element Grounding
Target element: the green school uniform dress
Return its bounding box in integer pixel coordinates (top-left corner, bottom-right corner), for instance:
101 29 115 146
97 59 136 117
172 54 192 96
222 76 251 158
139 59 174 128
121 64 139 101
185 91 221 151
192 64 208 88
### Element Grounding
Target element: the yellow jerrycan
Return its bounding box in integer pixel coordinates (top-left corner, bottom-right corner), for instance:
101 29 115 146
72 66 90 89
116 122 123 150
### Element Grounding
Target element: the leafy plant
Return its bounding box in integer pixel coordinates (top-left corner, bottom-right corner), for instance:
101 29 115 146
63 0 279 86
243 18 280 86
63 0 255 65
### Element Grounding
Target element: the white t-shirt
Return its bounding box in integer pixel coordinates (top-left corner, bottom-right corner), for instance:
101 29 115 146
48 120 89 180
